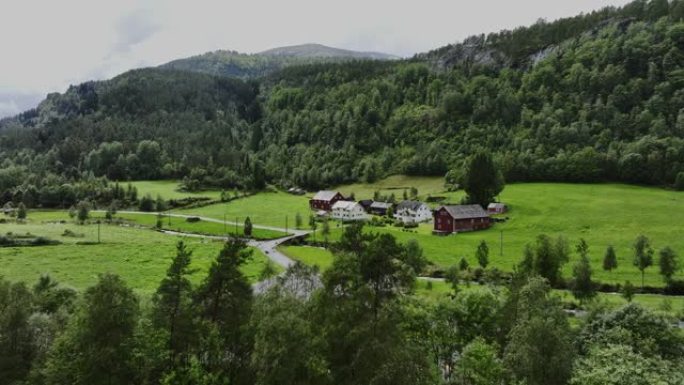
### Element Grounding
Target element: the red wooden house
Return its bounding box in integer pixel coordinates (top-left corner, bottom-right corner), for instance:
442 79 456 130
309 191 345 211
433 204 491 234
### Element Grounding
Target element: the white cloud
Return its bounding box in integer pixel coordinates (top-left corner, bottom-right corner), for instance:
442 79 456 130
0 0 633 117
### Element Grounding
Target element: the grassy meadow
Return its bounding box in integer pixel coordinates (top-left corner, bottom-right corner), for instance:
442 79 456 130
173 191 311 229
0 215 276 294
129 180 223 200
299 179 684 287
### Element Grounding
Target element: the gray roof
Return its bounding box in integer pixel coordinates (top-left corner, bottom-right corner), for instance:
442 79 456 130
370 201 392 209
396 200 427 211
312 190 341 201
488 203 506 209
441 204 489 219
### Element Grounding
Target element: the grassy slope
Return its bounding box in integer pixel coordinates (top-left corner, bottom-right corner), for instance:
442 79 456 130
279 245 334 270
173 191 311 229
114 212 287 239
129 180 223 200
303 178 684 287
0 216 276 294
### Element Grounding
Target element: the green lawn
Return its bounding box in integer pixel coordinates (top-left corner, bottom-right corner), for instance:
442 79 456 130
128 180 223 200
173 191 311 229
334 175 448 200
113 212 288 240
0 218 276 294
300 179 684 287
279 245 334 271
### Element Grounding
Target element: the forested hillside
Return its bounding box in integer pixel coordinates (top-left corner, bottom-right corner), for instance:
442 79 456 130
3 0 684 208
160 43 397 79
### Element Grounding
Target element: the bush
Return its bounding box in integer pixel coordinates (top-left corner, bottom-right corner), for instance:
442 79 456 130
186 216 201 223
675 172 684 191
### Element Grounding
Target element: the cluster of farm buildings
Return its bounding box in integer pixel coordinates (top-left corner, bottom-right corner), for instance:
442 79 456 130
309 191 506 234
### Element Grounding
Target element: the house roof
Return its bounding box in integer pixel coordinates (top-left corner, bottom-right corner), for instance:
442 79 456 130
332 201 361 211
312 190 341 201
487 203 506 209
440 204 489 219
396 200 427 211
370 201 392 209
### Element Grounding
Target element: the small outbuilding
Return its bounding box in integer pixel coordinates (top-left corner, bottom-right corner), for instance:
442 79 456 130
369 201 393 216
487 202 507 214
433 204 491 234
310 191 345 212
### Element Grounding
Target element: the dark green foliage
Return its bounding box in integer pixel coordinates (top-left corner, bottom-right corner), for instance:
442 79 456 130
195 238 254 384
0 279 35 383
571 254 597 304
463 152 505 208
152 241 196 364
603 245 618 271
16 202 26 220
476 240 489 268
44 273 139 385
244 216 253 237
76 200 90 224
577 303 684 358
3 2 684 203
622 280 637 302
633 235 654 289
503 277 574 385
658 246 679 282
523 235 570 286
139 194 155 212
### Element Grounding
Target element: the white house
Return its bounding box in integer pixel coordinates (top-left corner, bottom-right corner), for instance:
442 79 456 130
395 200 432 223
331 201 368 221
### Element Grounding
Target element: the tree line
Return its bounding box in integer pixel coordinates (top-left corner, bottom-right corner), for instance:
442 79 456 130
1 225 682 385
3 0 684 204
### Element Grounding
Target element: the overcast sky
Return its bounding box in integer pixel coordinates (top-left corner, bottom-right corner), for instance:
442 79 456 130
0 0 632 118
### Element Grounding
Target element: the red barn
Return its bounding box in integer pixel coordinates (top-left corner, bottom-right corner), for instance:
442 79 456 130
309 191 345 211
433 204 491 234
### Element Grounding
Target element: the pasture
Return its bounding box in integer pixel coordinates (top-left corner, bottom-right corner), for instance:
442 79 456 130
173 191 311 229
299 178 684 287
129 180 223 200
0 216 275 294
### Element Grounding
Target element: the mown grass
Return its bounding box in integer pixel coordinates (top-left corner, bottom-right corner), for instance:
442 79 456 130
0 217 276 294
113 212 287 240
279 245 334 271
334 175 448 200
315 180 684 287
174 191 311 229
128 180 223 200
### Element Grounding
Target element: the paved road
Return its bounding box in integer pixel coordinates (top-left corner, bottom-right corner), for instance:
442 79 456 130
96 210 307 269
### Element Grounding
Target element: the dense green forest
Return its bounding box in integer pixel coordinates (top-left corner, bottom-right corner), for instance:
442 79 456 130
3 0 684 208
2 226 682 385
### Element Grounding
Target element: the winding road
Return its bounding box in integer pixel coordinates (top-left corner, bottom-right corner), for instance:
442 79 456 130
96 210 308 269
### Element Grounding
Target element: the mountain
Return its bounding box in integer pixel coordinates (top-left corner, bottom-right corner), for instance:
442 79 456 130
258 43 398 60
3 0 684 203
160 43 397 79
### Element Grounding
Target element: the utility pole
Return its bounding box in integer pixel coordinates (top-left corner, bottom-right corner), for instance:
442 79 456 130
168 212 171 226
285 215 288 234
97 220 101 244
223 213 226 236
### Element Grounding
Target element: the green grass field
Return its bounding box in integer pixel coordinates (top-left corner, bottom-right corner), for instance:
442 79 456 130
279 245 334 270
295 178 684 287
173 191 311 229
113 212 287 240
129 180 223 200
334 175 448 200
0 217 277 294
